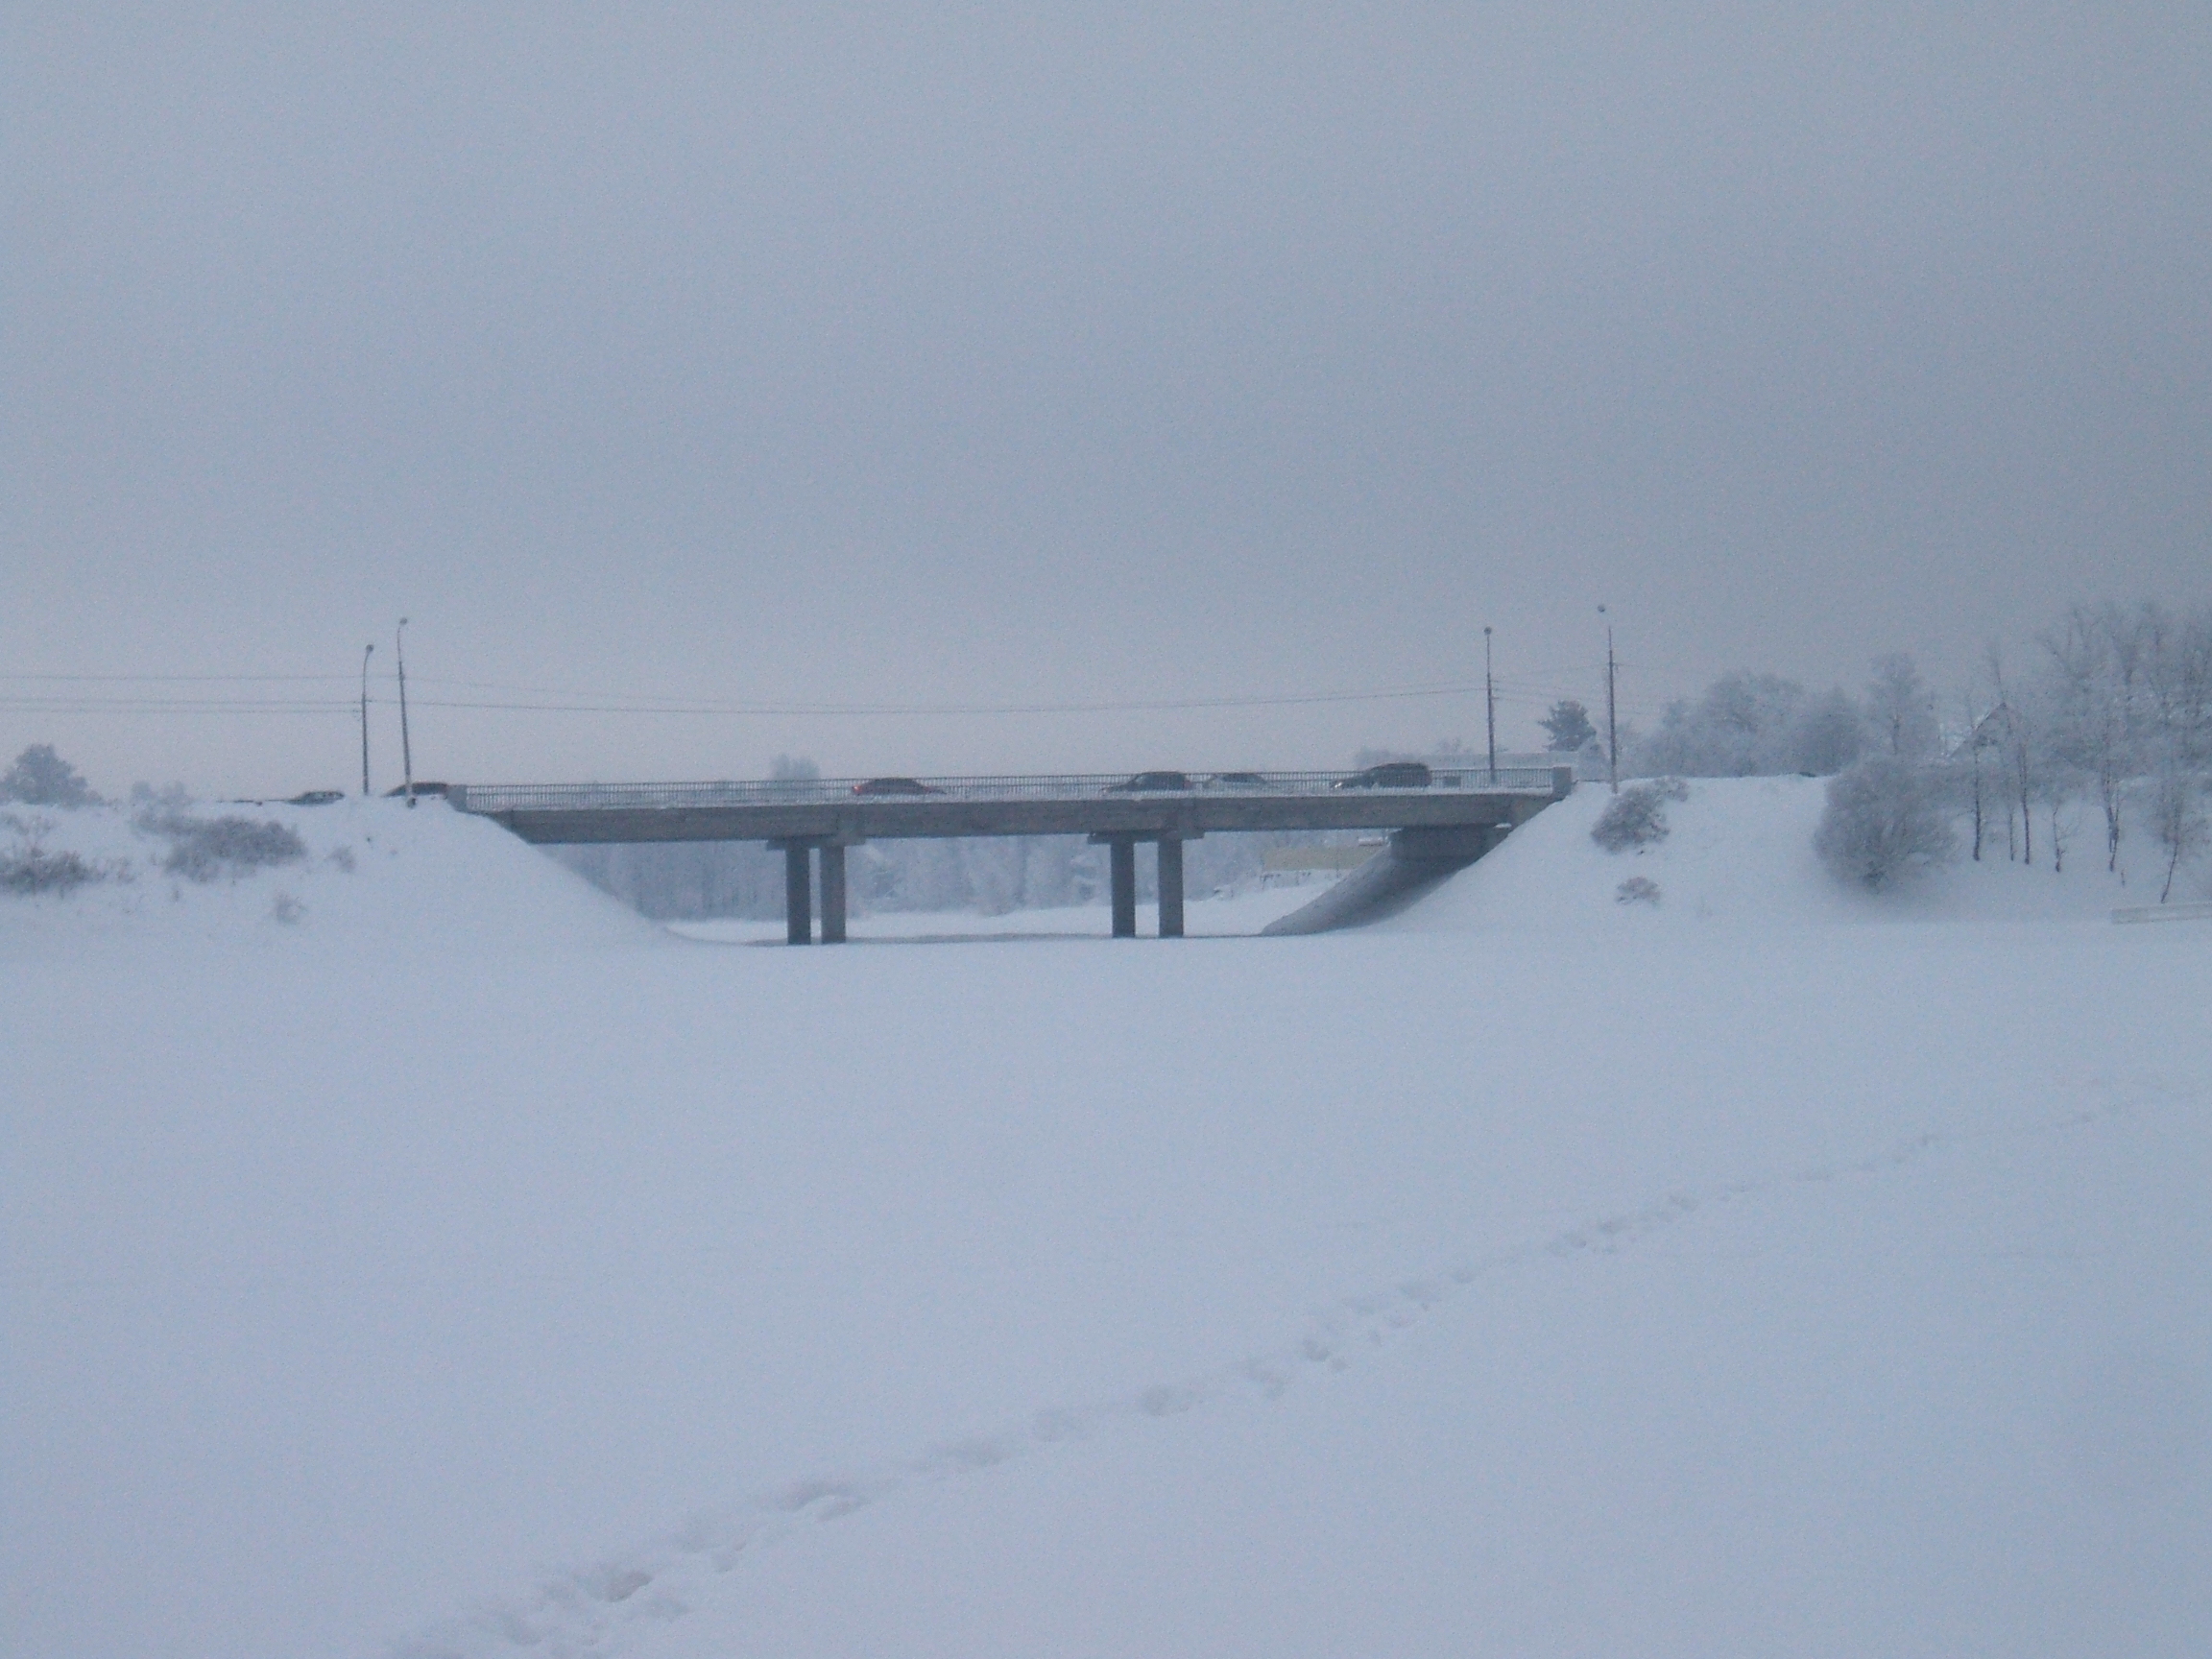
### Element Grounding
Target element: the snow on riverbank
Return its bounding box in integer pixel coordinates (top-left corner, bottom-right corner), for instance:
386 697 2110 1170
3 783 2207 1658
1394 773 2168 933
0 797 660 957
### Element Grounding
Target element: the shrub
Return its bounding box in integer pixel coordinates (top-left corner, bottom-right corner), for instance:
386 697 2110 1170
1814 757 1958 889
1591 778 1689 853
153 815 307 883
0 843 105 896
1615 876 1662 905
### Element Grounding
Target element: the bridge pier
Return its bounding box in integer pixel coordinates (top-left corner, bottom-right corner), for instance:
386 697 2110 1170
1157 837 1185 938
782 843 812 944
820 843 848 944
1095 832 1190 937
1107 838 1137 937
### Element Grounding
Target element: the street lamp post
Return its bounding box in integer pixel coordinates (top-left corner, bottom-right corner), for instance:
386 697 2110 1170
359 643 374 796
1483 625 1497 782
1598 604 1618 793
396 618 415 807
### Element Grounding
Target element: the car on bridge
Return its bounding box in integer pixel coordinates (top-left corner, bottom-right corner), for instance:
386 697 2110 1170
852 777 941 796
1105 771 1194 793
1334 761 1432 790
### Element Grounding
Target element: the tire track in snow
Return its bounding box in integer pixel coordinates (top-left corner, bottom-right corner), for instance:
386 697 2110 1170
385 1088 2181 1659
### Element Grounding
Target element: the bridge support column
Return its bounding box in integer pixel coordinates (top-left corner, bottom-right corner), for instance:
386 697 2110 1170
783 843 812 944
1157 837 1185 938
820 844 848 944
1108 838 1137 938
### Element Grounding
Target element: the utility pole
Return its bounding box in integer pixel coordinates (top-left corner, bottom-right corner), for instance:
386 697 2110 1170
359 642 374 796
397 617 415 807
1599 604 1619 793
1483 625 1497 782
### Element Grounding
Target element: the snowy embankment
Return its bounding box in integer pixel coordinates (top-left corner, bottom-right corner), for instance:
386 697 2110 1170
3 785 2207 1658
0 796 660 957
1392 772 2181 932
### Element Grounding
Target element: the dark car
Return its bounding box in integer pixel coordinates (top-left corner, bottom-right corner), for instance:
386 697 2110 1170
1105 770 1194 793
285 790 346 806
852 777 940 796
1334 761 1432 790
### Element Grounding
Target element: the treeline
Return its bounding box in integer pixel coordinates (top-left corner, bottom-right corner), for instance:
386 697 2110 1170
8 597 2205 917
1587 599 2210 885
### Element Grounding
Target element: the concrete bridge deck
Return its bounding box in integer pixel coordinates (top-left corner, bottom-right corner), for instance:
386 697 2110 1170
449 767 1572 941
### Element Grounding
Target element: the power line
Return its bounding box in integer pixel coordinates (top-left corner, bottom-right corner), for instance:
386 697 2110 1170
0 673 355 684
4 667 1654 723
7 678 1499 719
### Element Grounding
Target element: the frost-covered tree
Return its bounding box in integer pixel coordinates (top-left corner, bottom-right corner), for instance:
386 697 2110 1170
1791 688 1865 776
1538 700 1597 753
1 744 97 807
1865 655 1939 758
2140 605 2212 766
1984 643 2036 865
1814 757 1958 890
1634 673 1861 778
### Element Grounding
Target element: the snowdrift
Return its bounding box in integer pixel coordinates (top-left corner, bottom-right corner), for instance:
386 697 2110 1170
0 797 661 956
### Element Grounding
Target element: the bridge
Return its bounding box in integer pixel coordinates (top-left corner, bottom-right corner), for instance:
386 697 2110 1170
448 765 1575 942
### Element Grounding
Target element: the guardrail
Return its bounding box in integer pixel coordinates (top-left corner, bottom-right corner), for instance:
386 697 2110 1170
448 767 1567 816
2112 901 2212 925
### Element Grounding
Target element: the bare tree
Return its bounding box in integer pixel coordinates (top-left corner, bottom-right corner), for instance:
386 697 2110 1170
2040 605 2131 873
1984 642 2035 864
2150 761 2207 904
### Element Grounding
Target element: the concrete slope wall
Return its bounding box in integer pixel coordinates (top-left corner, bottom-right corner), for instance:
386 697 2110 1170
1260 825 1506 936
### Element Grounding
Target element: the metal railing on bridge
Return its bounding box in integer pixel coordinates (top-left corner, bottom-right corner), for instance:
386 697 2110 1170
447 767 1566 817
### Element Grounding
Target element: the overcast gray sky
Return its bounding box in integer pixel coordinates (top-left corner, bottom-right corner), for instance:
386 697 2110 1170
5 4 2206 795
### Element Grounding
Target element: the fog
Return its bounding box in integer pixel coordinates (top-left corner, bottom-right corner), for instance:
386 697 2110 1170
5 5 2206 795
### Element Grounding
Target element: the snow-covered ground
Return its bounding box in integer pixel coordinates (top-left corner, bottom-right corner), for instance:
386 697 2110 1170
3 784 2207 1658
671 883 1323 945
